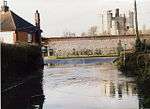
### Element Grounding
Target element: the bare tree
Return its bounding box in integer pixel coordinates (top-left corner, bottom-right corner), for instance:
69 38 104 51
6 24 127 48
88 26 98 36
81 32 86 37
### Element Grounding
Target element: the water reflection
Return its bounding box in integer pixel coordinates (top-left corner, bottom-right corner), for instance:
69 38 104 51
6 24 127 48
2 58 149 109
137 75 150 108
2 71 45 109
43 60 139 109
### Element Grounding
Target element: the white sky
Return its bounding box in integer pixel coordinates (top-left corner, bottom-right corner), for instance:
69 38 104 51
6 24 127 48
1 0 150 36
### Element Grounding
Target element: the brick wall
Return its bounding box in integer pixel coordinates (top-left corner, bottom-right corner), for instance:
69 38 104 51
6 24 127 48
16 31 37 44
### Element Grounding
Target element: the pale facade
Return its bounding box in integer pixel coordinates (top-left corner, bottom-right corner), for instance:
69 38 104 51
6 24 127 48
107 9 134 35
0 31 15 44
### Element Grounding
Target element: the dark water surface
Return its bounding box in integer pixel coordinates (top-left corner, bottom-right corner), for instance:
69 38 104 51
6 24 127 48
2 57 150 109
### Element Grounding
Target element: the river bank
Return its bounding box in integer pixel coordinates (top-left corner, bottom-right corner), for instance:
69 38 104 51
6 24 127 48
46 54 118 60
115 52 150 77
115 51 150 108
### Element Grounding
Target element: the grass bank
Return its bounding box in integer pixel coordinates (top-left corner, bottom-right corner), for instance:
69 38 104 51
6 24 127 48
115 51 150 107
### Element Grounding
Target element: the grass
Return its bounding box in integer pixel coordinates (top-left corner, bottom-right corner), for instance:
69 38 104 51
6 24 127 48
47 54 118 60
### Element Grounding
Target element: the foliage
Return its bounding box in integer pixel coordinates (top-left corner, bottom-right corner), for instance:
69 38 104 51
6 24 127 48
135 38 142 52
115 50 150 108
1 43 43 90
135 38 150 52
117 40 124 56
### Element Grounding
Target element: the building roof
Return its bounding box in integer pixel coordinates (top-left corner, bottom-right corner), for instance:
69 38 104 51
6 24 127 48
0 10 42 33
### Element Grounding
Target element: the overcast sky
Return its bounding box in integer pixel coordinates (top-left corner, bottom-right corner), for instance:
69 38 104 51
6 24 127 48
1 0 150 36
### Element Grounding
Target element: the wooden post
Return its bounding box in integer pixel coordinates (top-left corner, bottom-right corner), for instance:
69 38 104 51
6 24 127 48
47 45 50 57
124 44 127 65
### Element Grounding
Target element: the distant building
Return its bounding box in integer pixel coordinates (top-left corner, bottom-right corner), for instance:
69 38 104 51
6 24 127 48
0 1 42 44
107 8 134 35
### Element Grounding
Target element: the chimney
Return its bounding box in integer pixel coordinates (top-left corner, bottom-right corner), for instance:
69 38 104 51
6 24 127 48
35 10 40 28
1 0 9 12
115 8 119 17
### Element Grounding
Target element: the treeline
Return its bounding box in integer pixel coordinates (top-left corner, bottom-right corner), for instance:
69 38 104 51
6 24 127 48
135 38 150 52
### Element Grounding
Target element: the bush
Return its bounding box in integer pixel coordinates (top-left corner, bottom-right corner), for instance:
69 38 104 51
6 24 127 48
1 43 43 89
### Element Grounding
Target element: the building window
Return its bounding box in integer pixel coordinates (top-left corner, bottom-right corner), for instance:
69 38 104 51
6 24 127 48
28 34 32 43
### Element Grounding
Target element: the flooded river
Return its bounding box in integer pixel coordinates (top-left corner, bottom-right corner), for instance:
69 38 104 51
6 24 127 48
42 57 139 109
3 57 149 109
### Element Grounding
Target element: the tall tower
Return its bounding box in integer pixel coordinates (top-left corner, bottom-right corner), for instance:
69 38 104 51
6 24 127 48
102 14 104 34
107 10 112 34
35 10 40 28
129 11 134 28
123 14 127 35
115 8 119 17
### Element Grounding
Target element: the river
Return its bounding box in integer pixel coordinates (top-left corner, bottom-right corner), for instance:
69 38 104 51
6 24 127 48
3 57 149 109
42 57 139 109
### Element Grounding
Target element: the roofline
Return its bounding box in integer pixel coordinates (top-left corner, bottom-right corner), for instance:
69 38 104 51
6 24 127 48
10 10 43 32
9 10 16 30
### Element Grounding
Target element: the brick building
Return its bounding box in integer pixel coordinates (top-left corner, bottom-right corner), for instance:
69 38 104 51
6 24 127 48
0 1 42 44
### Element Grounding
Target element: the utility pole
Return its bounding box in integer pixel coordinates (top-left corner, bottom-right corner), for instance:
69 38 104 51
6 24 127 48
134 0 142 52
134 0 140 40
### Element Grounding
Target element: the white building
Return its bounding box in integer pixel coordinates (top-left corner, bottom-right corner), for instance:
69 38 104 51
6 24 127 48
107 9 134 35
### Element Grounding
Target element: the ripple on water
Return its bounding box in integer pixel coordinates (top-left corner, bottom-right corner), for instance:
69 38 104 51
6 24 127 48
43 60 139 109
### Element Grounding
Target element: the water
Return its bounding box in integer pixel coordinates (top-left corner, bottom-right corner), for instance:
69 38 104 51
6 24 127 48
42 58 139 109
2 57 150 109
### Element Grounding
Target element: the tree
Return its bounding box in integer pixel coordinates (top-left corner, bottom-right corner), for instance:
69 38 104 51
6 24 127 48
135 38 142 52
81 32 86 37
117 40 123 56
88 26 97 36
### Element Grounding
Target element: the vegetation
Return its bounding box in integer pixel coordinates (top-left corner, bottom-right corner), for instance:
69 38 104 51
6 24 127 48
47 54 118 60
1 43 44 90
135 38 150 52
88 26 98 36
49 47 118 58
115 38 150 108
117 40 124 56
